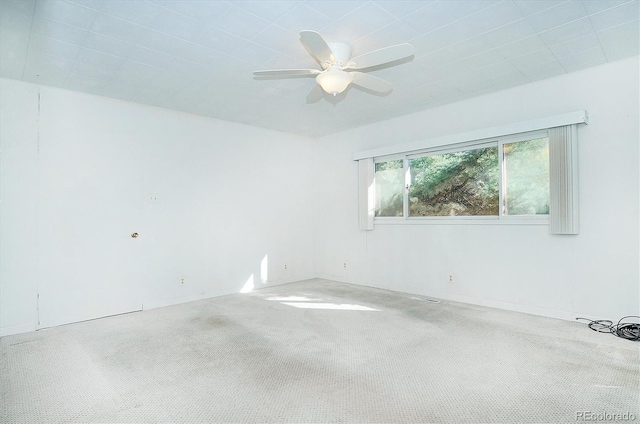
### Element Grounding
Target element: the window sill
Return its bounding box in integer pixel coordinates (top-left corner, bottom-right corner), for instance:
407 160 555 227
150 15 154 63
374 216 549 226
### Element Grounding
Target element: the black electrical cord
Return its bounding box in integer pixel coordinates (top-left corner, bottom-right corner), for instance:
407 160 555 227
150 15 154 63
576 316 640 341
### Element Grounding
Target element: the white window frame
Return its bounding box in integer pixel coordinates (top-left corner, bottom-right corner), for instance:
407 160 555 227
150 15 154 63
373 130 550 225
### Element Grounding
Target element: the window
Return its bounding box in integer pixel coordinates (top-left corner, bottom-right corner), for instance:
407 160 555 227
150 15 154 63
502 137 549 215
374 132 550 220
358 113 584 232
374 160 404 217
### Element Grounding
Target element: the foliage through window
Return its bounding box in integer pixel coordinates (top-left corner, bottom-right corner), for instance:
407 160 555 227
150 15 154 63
374 134 549 219
409 147 499 216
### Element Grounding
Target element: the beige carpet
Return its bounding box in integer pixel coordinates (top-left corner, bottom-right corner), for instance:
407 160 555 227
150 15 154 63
1 279 638 423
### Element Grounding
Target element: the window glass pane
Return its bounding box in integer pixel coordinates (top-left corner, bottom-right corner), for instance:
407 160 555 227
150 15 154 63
504 137 549 215
409 147 499 216
374 160 404 217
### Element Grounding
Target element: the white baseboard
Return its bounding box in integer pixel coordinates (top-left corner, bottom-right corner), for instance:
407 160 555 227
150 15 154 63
325 277 601 322
433 291 584 322
2 274 600 338
314 273 349 283
142 274 317 311
1 323 36 337
142 289 239 311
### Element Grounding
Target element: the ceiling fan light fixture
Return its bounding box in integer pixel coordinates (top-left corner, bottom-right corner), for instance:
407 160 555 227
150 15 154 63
316 69 354 96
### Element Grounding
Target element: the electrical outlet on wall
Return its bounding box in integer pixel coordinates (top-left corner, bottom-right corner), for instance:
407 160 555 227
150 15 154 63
180 278 185 285
448 274 454 284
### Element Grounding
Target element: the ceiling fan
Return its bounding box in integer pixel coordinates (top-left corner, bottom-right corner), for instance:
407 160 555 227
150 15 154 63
253 30 415 97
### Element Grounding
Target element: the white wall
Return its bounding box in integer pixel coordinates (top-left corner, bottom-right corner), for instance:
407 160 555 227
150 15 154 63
2 57 638 336
1 78 316 335
0 80 39 335
314 57 640 321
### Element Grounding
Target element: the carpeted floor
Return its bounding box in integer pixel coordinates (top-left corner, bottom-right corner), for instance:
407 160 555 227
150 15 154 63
1 279 638 423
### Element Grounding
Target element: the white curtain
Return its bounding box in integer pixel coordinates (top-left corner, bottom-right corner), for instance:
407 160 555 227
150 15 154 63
358 158 374 231
549 124 579 234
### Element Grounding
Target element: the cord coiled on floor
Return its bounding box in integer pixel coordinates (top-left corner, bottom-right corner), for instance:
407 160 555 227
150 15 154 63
576 316 640 341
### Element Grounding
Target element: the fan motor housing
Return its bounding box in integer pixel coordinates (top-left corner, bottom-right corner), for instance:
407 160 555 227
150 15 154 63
327 42 352 66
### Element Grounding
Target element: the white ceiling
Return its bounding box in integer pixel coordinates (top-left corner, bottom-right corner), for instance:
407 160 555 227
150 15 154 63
1 0 638 137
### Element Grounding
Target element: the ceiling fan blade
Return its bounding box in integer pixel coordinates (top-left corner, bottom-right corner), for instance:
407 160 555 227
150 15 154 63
300 30 335 65
253 69 320 77
351 72 393 94
347 43 415 70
